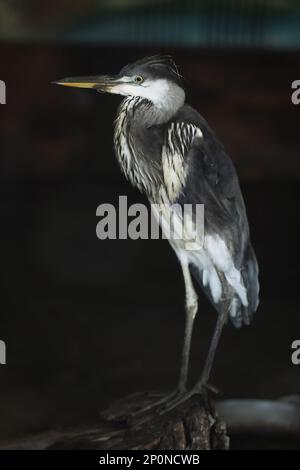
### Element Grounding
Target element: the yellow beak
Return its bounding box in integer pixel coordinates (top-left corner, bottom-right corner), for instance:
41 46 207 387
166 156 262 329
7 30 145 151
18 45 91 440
54 81 97 89
52 75 124 92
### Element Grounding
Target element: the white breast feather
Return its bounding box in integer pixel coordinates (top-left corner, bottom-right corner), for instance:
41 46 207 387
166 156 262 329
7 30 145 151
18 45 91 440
162 122 202 202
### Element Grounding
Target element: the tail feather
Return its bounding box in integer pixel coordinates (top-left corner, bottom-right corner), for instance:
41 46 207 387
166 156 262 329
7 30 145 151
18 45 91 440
240 244 260 325
190 244 259 328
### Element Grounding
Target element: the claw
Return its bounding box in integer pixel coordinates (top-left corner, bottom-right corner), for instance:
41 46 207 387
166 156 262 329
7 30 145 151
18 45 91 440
159 393 188 414
159 382 218 414
130 389 181 417
159 388 202 414
202 383 220 396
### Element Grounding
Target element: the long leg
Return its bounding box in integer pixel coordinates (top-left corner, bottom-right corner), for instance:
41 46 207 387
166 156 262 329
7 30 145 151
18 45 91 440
194 302 227 390
161 302 229 413
131 259 197 415
177 260 198 392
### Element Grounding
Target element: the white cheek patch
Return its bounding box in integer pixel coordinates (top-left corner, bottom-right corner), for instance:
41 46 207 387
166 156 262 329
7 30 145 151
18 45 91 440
140 79 171 108
108 76 138 96
110 84 134 96
113 77 185 115
113 79 172 106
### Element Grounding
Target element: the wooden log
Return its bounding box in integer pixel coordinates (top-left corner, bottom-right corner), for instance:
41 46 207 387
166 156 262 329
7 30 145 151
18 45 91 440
0 391 229 450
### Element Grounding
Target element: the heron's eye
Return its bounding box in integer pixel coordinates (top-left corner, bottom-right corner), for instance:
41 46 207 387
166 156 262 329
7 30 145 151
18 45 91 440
134 75 144 84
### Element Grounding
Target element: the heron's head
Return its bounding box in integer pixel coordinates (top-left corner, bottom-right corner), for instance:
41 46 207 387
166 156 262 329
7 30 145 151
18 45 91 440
54 55 185 113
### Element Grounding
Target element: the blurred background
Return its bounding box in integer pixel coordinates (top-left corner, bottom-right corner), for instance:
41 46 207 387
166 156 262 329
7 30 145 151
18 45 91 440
0 0 300 448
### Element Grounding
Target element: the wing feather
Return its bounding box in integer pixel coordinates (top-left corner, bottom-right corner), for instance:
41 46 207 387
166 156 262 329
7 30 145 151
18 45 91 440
163 106 259 325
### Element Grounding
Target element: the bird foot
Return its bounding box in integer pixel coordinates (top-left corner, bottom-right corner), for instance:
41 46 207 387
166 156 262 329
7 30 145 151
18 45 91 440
159 382 219 414
130 388 185 417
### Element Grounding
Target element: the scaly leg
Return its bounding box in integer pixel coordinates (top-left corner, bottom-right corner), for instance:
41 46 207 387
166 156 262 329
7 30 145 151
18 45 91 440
177 260 198 392
161 303 228 413
131 260 198 415
194 304 227 389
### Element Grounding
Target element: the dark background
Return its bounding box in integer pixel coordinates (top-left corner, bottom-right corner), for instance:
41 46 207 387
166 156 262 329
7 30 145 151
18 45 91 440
0 0 300 444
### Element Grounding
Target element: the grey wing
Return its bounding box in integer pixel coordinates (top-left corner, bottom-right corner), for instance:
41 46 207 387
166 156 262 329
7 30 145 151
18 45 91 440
174 111 259 326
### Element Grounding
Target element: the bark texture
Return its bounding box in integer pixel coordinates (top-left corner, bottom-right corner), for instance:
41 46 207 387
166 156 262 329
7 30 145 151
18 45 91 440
0 391 229 450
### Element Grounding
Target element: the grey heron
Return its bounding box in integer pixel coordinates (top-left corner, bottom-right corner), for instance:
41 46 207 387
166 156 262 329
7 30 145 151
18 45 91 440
55 55 259 412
